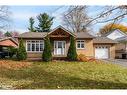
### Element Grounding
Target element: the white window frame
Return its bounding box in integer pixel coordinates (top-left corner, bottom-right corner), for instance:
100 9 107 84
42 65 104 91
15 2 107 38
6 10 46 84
76 40 85 49
54 41 66 55
26 40 44 52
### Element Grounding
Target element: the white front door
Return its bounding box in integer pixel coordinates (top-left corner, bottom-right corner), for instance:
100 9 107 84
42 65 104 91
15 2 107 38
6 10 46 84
95 46 109 59
54 41 65 55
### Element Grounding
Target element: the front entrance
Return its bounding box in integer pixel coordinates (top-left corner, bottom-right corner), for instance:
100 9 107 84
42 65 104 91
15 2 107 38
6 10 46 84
54 41 66 55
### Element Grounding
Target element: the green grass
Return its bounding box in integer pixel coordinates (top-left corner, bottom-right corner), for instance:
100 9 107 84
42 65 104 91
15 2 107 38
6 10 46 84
1 61 127 89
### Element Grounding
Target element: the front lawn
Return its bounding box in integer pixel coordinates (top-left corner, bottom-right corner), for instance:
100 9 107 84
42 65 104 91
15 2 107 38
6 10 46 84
1 60 127 89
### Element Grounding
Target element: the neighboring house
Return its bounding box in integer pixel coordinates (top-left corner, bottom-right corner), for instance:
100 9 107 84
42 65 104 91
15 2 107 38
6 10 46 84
18 26 117 60
102 29 127 59
0 37 18 48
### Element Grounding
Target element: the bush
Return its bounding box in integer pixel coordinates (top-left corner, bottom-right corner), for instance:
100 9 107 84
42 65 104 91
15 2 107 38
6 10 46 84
67 36 77 61
42 37 52 62
17 39 27 60
77 54 88 62
8 46 17 58
77 54 97 62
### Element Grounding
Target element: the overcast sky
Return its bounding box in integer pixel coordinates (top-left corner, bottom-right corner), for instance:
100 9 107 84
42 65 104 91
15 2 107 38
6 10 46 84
6 6 127 34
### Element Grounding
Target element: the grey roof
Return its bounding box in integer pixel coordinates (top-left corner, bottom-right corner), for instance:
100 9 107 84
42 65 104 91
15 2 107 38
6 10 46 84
18 32 47 38
93 37 118 44
18 27 94 39
74 32 94 39
102 29 127 37
115 36 127 42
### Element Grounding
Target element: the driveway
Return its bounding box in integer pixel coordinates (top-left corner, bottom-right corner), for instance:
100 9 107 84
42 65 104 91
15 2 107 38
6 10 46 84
102 59 127 67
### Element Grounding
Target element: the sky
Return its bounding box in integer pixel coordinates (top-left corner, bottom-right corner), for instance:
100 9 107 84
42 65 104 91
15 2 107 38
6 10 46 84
5 6 127 34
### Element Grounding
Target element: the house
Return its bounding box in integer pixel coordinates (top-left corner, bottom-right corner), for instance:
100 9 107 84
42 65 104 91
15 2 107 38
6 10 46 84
102 29 127 59
0 37 18 48
18 26 117 60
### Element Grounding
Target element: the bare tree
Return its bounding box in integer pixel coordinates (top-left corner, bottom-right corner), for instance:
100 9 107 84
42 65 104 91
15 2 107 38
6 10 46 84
89 6 127 24
0 6 11 30
62 6 91 32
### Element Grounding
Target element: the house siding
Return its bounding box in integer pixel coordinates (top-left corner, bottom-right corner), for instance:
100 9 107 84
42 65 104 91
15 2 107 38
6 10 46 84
76 39 94 57
115 43 126 58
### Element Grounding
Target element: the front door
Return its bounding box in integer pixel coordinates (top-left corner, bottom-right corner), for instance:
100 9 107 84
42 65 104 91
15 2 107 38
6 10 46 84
54 41 65 55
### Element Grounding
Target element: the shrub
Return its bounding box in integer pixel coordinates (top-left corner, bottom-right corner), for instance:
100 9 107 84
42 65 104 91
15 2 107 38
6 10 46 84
8 46 17 58
42 37 52 62
17 39 27 60
67 36 77 61
77 54 98 62
77 54 88 62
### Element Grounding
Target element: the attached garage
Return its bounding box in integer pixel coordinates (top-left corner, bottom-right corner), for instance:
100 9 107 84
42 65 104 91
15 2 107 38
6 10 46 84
95 46 109 59
93 37 117 59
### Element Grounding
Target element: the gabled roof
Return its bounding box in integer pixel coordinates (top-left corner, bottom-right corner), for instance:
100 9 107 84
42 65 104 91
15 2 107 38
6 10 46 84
115 36 127 42
102 29 127 37
45 25 76 37
18 25 95 39
0 37 18 45
93 37 118 44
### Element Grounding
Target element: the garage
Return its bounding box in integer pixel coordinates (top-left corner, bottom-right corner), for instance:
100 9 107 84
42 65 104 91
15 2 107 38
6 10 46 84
95 46 109 59
93 37 117 59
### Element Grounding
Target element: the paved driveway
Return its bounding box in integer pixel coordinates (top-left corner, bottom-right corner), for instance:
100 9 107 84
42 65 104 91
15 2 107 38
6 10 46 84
103 59 127 67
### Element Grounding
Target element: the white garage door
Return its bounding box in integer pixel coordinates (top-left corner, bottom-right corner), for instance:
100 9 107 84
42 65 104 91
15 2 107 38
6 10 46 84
95 46 109 59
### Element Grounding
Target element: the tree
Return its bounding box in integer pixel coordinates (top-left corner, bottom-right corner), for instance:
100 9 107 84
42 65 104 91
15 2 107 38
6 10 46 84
4 31 12 37
0 6 11 30
8 46 17 58
36 13 54 32
88 6 127 25
28 17 36 32
99 23 127 35
42 36 52 62
62 6 90 32
17 39 27 60
67 36 77 61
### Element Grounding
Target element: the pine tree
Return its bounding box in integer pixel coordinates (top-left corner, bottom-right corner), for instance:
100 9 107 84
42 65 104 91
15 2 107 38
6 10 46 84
36 13 54 32
17 39 27 60
28 17 36 32
4 31 12 37
67 36 77 61
42 37 52 61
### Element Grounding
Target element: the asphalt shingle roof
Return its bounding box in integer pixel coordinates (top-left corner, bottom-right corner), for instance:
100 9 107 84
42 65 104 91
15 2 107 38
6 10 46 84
93 37 118 44
74 32 94 39
18 32 47 38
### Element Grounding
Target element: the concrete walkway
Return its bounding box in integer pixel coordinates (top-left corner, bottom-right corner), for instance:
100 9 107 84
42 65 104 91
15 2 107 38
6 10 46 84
103 59 127 67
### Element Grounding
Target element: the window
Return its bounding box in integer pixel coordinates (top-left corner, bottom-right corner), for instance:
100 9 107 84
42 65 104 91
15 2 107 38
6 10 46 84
76 40 85 49
26 40 44 52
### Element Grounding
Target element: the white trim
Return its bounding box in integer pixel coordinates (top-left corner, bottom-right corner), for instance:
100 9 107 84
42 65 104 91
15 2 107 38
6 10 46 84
116 29 127 36
26 40 44 53
54 41 66 55
76 40 85 49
